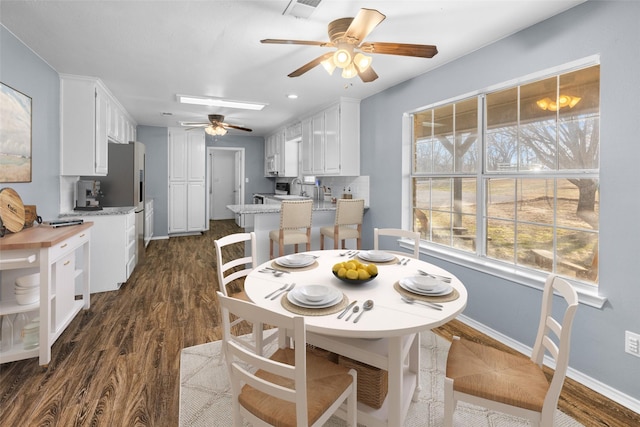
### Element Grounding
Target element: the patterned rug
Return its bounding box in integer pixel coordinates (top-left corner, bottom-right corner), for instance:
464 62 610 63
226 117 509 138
179 331 583 426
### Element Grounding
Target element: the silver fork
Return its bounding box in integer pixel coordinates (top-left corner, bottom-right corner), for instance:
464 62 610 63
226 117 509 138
264 283 288 299
401 295 443 310
417 269 452 283
270 283 296 300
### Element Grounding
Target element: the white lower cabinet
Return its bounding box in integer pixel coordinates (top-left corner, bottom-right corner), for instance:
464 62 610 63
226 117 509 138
76 213 136 293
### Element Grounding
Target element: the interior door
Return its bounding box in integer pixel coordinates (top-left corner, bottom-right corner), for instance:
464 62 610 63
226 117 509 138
209 148 244 220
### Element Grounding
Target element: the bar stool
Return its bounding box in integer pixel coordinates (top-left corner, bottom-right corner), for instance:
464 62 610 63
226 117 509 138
320 198 365 250
269 199 313 259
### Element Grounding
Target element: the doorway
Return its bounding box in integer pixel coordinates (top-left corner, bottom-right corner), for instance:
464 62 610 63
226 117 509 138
207 147 245 220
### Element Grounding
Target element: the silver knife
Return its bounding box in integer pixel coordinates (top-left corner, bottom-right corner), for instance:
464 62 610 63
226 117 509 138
337 300 358 319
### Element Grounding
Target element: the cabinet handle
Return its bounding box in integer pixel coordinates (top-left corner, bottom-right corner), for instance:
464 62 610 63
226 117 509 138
60 243 68 249
80 233 86 238
64 260 71 266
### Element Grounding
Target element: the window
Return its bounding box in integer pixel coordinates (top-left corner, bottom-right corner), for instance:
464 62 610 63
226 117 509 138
411 64 600 287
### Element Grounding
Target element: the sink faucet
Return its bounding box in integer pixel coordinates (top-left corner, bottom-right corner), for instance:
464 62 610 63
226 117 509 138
290 177 302 196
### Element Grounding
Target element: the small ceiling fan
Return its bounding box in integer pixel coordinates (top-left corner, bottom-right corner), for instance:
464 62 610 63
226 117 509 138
183 114 252 136
261 8 438 82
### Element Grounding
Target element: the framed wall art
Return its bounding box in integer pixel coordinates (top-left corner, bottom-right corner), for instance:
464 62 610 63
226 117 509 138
0 82 32 183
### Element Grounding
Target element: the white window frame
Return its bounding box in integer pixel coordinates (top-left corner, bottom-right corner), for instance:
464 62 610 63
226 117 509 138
402 55 605 308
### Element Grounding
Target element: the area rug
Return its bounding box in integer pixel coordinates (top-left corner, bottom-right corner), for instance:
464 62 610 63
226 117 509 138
179 331 583 426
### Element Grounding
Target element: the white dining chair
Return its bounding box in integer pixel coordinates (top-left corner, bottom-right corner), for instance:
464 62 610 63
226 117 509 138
373 227 421 259
214 232 276 360
217 291 358 427
444 274 579 427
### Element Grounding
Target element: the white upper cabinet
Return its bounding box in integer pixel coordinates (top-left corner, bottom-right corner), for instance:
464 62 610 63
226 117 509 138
300 98 360 176
264 124 299 177
60 74 136 175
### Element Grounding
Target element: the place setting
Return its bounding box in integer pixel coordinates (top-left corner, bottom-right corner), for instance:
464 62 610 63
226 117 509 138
280 284 349 316
270 253 319 272
356 250 399 265
394 274 460 306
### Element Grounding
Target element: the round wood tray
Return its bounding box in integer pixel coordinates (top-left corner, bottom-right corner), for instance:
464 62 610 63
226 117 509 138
0 187 26 233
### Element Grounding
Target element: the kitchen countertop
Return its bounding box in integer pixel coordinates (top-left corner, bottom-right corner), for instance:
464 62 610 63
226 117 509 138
227 200 367 215
59 206 136 217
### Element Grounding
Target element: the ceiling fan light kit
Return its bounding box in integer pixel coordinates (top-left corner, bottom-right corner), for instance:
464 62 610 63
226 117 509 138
261 8 438 83
183 114 252 135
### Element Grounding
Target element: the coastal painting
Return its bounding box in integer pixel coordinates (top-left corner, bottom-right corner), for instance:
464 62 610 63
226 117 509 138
0 82 32 182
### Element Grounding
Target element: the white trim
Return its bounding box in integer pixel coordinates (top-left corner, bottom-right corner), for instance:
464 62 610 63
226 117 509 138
457 314 640 415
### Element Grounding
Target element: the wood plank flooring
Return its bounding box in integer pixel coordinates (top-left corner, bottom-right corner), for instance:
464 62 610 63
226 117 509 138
1 220 637 426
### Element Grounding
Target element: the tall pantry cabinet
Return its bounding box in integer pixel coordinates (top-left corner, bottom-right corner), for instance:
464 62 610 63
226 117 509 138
168 128 207 234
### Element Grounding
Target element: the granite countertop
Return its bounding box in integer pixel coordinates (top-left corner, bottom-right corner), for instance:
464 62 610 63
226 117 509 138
227 200 366 215
59 206 136 217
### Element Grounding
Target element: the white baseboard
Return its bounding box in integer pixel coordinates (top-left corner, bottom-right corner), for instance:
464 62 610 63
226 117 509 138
457 314 640 415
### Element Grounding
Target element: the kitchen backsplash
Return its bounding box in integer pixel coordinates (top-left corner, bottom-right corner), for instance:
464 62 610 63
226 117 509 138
295 176 370 206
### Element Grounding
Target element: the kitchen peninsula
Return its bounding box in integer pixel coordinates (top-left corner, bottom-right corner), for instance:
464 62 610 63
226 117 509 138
227 199 368 264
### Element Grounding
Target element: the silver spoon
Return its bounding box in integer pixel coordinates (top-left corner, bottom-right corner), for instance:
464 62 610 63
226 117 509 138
354 300 373 323
345 305 359 321
401 295 443 310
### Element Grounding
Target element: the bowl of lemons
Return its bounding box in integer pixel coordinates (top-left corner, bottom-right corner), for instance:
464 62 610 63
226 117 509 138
332 259 378 284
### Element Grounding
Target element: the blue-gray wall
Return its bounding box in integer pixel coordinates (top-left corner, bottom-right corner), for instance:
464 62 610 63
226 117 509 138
360 1 640 402
0 25 60 220
137 125 167 238
2 0 638 407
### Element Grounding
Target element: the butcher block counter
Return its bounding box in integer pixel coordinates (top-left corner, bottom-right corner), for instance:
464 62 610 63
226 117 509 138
0 222 92 365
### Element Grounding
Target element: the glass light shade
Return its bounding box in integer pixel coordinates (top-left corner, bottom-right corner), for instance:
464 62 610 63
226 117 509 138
333 48 352 68
353 53 372 72
341 63 358 79
321 57 336 75
205 125 227 136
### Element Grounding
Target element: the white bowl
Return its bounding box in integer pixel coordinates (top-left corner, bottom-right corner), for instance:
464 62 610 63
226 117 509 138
299 285 330 302
14 287 38 295
15 292 39 305
16 273 40 287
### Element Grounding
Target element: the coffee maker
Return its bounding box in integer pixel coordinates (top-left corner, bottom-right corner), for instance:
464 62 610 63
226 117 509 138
75 180 103 210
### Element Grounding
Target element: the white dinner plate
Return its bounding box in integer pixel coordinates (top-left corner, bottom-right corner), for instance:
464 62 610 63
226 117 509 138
358 250 395 262
399 277 453 296
275 254 316 268
288 286 342 308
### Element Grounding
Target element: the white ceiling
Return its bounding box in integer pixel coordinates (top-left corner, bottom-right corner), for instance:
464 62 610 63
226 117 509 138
0 0 585 137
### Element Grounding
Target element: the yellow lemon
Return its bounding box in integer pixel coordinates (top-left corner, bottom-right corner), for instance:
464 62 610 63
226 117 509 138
358 269 371 280
332 262 344 273
366 264 378 276
346 269 359 280
345 261 356 271
337 267 347 278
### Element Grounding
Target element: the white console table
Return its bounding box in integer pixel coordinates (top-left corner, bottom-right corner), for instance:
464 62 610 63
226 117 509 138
0 223 92 366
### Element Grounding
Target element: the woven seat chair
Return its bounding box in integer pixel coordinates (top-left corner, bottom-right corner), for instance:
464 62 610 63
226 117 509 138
218 292 358 427
269 199 313 259
320 198 365 250
373 227 420 259
444 274 579 427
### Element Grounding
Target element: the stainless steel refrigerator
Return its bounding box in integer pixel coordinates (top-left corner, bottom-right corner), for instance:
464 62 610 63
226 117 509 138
100 141 146 263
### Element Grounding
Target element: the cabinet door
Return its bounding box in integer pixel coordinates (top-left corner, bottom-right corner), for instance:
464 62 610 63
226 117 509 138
169 130 187 181
312 113 324 174
187 131 205 181
169 182 188 233
324 104 341 174
187 181 206 231
54 253 76 331
94 86 109 174
301 119 313 175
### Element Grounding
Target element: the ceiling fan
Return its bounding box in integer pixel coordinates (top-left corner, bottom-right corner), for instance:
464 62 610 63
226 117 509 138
261 8 438 83
184 114 252 136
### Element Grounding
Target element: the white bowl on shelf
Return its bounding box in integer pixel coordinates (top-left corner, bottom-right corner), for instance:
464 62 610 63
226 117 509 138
16 273 40 287
15 292 39 305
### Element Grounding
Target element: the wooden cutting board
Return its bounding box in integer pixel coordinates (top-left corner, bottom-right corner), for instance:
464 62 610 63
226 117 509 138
0 187 25 233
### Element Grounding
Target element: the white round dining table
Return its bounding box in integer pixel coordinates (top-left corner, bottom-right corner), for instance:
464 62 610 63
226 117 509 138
244 249 468 427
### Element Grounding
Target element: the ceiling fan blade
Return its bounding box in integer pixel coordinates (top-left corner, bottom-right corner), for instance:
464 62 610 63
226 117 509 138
345 8 386 44
288 52 334 77
360 41 438 58
224 124 253 132
261 39 333 48
181 122 208 127
358 66 378 83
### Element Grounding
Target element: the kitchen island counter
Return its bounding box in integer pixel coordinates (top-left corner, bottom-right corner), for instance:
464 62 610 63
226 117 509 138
227 200 368 264
59 206 135 217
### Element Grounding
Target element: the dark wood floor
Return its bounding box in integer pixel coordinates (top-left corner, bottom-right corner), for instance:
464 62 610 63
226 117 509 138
1 220 637 426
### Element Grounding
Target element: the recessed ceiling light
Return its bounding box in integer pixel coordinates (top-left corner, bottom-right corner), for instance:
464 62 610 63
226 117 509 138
177 95 267 111
287 94 298 99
